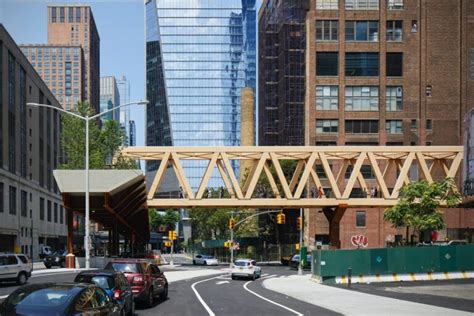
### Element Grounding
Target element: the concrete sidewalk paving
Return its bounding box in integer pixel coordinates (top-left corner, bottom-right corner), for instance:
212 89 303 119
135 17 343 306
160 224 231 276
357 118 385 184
262 275 471 316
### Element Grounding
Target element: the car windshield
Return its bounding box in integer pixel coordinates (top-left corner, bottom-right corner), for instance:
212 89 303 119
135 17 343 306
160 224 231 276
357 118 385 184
105 262 139 273
51 250 66 256
235 261 249 266
203 255 214 259
75 275 114 290
3 287 75 312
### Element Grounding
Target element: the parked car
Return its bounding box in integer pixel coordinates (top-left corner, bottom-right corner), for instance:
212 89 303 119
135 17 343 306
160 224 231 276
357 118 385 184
38 245 52 259
74 270 134 316
43 249 67 268
231 259 262 280
417 240 469 247
280 253 296 266
193 254 218 266
0 253 32 285
104 259 168 308
145 250 162 265
290 254 312 270
0 283 121 315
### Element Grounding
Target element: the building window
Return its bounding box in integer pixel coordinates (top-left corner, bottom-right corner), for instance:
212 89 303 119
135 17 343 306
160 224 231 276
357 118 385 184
386 120 403 134
47 200 52 222
345 86 378 111
346 0 379 10
316 120 339 134
316 86 338 110
21 190 27 217
40 197 45 220
68 7 74 23
9 186 16 215
412 20 418 32
346 165 375 179
316 0 338 9
356 211 366 227
345 21 379 42
8 53 16 174
387 53 403 76
426 86 432 97
316 52 338 76
386 21 403 41
0 183 3 213
316 20 338 41
345 120 379 134
411 119 417 131
345 53 379 76
54 203 58 223
426 119 433 131
316 141 337 146
75 7 81 23
387 0 404 10
51 7 57 23
59 7 65 23
60 206 64 224
386 86 403 111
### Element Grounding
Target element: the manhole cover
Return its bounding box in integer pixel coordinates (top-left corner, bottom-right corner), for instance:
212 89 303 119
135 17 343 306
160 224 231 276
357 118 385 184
445 253 451 260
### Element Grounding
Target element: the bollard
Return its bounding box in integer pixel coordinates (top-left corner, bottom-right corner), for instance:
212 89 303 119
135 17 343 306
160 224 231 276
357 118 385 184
66 253 76 269
347 267 352 288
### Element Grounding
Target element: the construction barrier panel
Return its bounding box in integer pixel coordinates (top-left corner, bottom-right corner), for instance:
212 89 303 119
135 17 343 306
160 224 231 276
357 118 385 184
312 245 474 284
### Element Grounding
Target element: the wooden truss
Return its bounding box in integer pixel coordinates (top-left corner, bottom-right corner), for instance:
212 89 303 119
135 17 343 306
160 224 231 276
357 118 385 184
122 146 463 209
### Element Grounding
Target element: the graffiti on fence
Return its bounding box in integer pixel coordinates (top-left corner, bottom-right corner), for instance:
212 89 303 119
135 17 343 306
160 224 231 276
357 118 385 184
351 235 368 248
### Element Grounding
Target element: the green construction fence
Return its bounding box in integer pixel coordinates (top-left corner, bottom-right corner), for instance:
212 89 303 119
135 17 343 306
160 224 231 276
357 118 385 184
312 245 474 283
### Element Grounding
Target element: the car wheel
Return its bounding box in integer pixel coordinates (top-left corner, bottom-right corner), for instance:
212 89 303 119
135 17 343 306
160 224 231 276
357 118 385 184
203 261 207 266
231 274 236 280
60 261 66 268
146 288 154 308
129 300 135 316
193 260 196 265
120 307 125 316
17 272 28 285
252 272 256 281
161 284 168 301
44 264 51 269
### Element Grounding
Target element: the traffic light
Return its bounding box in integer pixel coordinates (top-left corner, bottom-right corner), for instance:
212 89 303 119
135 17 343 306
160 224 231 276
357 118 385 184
224 241 233 248
168 230 177 241
276 213 286 224
296 216 302 230
295 243 300 251
228 218 236 230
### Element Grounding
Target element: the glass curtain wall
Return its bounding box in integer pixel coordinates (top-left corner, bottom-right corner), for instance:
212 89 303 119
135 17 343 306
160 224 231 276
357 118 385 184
146 0 257 190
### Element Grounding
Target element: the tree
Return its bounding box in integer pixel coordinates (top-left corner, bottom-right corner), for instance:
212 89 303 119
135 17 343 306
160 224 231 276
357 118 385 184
149 209 179 232
59 102 137 169
383 178 461 242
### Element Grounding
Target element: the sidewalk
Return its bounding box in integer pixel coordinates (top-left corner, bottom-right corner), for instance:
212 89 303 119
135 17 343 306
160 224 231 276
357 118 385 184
262 275 471 316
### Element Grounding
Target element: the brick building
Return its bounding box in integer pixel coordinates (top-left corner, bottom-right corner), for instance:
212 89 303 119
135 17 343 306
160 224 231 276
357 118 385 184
260 0 474 250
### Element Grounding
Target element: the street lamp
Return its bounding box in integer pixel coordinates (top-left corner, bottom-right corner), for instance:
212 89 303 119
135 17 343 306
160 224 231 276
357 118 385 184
27 100 148 269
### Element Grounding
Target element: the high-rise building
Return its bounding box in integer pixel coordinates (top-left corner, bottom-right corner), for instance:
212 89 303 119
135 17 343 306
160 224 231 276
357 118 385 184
47 5 100 113
301 0 474 249
117 75 131 146
99 76 120 123
145 0 257 189
258 0 309 146
0 24 67 257
20 44 85 111
129 120 136 147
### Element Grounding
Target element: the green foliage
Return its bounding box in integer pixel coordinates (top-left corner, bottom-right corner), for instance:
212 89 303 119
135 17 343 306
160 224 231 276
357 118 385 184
384 178 461 239
149 209 179 232
59 102 137 169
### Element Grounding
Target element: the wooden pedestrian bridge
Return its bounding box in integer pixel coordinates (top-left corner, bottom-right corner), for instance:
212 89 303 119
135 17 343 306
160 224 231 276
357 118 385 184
121 146 463 209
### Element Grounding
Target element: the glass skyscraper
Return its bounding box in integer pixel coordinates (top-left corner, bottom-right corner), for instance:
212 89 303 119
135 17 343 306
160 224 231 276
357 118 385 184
145 0 257 190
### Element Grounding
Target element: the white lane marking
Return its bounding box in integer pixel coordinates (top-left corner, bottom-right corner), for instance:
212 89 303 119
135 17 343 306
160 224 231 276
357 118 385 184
0 295 8 299
191 276 222 316
260 274 277 280
216 281 230 285
261 273 269 277
243 281 303 316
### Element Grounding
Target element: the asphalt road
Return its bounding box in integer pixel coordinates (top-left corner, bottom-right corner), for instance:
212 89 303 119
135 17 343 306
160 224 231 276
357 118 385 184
138 266 339 316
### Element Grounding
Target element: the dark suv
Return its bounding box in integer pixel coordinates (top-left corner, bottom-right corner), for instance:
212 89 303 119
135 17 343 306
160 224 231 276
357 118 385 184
104 259 168 308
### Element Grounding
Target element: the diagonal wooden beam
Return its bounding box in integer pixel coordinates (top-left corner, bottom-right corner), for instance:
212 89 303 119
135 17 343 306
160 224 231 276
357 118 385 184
396 160 411 185
446 152 463 178
319 152 341 198
391 152 415 198
196 152 219 199
367 152 390 198
415 152 433 184
263 163 280 198
242 159 258 195
220 152 244 199
289 160 305 192
294 152 318 199
342 152 367 199
245 152 270 199
309 169 323 196
170 152 195 199
269 153 293 199
216 160 236 198
147 152 170 200
336 160 350 186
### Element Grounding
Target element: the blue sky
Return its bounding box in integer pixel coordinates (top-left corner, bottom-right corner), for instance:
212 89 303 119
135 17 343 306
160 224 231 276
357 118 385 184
0 0 146 146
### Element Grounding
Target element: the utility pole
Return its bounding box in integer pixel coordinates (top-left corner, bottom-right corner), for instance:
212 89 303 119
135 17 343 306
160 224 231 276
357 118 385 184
229 211 234 268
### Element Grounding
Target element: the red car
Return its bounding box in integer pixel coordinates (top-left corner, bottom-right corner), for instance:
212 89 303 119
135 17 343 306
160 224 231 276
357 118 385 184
104 259 168 308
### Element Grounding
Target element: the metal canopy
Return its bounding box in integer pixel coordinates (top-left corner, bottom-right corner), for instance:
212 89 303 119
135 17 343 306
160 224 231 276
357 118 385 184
53 170 149 242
